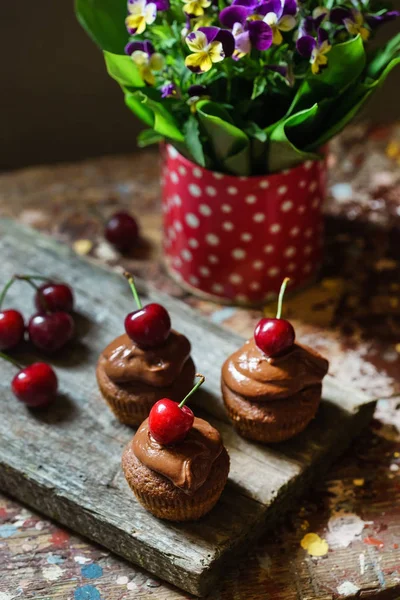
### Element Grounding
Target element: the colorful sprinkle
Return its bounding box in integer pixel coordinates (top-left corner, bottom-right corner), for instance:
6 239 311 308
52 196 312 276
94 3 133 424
47 554 65 564
300 533 329 557
81 564 103 579
74 585 101 600
50 529 70 546
0 524 17 538
363 536 384 548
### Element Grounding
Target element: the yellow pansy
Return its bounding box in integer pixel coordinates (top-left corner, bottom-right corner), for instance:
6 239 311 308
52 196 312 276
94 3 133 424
185 30 224 73
263 11 296 45
126 0 157 35
131 50 164 85
182 0 211 17
344 10 370 40
310 39 331 74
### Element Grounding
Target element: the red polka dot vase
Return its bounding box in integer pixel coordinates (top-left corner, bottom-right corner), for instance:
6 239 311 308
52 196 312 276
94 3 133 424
162 144 326 306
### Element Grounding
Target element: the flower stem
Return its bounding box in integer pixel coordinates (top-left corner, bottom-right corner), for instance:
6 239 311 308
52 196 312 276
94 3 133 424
179 373 205 408
124 272 142 309
0 277 16 310
276 277 290 320
0 351 23 371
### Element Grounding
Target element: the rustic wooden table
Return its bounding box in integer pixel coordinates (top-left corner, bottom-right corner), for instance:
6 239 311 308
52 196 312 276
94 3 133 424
0 122 399 600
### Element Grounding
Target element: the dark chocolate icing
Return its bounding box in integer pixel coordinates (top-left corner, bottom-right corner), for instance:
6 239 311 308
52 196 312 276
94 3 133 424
132 417 223 493
222 339 329 401
102 330 191 387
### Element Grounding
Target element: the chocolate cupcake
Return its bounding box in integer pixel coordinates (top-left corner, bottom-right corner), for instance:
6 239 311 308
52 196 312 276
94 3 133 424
221 279 329 443
122 375 230 521
96 273 195 426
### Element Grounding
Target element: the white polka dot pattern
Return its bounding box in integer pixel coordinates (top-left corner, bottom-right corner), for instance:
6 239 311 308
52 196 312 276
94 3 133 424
162 144 325 302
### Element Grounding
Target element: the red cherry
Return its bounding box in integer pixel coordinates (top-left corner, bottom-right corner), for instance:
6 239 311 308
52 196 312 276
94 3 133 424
149 399 194 445
28 312 74 352
35 282 74 313
123 272 171 348
125 303 171 348
254 317 295 357
254 277 295 357
148 374 205 445
0 310 25 350
105 212 139 253
11 362 58 408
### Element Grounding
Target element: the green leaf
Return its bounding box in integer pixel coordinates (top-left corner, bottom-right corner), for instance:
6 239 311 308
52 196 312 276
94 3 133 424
290 35 366 113
367 33 400 79
75 0 127 54
267 105 321 172
104 51 144 88
196 101 250 175
125 92 154 127
126 91 184 142
137 129 163 148
183 116 206 167
308 56 400 150
251 76 267 100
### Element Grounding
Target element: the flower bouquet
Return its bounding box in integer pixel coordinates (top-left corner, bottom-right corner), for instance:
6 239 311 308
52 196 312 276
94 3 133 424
75 0 399 304
76 0 398 174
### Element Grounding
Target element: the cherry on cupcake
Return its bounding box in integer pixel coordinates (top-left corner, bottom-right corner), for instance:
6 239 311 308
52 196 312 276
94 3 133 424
124 272 171 348
149 374 205 445
35 282 74 313
0 352 58 408
105 212 139 253
254 277 295 357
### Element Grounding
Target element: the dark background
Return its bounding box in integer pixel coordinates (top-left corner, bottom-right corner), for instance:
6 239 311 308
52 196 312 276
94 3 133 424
1 1 399 170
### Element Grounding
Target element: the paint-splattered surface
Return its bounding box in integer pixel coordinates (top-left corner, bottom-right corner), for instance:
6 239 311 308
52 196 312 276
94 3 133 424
0 122 400 599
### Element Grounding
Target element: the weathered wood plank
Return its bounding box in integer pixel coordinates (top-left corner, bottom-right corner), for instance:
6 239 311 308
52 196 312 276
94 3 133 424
0 219 376 596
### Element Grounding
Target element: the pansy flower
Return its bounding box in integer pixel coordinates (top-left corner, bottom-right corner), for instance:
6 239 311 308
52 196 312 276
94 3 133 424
126 0 157 34
161 82 178 98
343 9 370 40
256 0 298 45
219 3 273 57
125 41 164 84
296 28 331 74
182 0 212 17
185 27 234 73
330 7 369 40
187 84 210 112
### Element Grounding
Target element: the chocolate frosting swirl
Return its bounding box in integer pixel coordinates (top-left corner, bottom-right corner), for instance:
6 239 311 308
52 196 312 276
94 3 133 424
102 330 191 387
222 339 329 401
132 417 223 493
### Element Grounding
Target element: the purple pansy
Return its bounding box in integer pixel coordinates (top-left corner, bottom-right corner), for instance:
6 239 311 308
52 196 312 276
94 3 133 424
220 3 273 57
125 40 155 56
161 82 178 98
297 27 331 74
188 84 209 97
255 0 297 45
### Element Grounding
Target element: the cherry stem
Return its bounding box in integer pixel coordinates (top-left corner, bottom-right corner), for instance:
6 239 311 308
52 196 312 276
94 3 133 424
15 274 51 313
276 277 291 320
0 277 16 310
124 272 142 310
0 351 23 371
179 373 205 409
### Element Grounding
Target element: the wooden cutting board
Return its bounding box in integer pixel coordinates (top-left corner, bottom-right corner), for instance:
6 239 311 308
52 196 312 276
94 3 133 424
0 219 376 596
